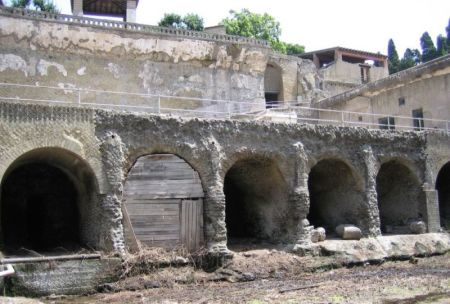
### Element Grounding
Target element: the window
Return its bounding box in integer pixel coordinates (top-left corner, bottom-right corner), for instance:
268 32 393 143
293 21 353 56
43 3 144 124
379 117 395 130
412 108 424 131
398 97 406 106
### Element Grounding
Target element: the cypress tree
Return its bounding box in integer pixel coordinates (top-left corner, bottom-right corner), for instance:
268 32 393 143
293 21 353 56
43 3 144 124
420 32 438 62
387 39 400 74
436 34 448 57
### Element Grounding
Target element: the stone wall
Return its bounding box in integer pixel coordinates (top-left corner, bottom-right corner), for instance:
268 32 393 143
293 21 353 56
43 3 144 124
0 101 445 255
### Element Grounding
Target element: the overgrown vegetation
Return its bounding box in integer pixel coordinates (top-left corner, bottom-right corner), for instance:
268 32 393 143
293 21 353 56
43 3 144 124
388 18 449 74
158 13 204 31
7 0 58 13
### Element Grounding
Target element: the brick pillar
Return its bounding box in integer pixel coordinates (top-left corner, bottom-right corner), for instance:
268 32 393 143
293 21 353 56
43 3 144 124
125 0 137 23
72 0 83 16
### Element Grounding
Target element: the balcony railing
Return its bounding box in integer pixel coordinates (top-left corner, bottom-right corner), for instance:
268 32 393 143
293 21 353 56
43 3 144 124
0 82 449 133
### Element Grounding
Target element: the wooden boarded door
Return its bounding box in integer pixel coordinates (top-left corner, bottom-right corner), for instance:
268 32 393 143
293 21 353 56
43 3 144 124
123 154 204 251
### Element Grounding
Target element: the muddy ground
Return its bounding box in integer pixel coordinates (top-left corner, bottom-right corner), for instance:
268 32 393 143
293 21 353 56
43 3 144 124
41 250 450 304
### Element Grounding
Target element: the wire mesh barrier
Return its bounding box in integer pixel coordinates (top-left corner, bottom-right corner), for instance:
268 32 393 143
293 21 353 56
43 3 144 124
0 82 449 132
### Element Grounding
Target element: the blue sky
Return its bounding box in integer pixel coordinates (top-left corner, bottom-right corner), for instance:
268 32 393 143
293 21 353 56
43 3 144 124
6 0 450 55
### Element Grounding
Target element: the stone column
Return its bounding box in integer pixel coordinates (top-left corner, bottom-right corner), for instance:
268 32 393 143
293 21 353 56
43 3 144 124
98 132 126 254
125 0 137 23
290 142 313 243
423 184 441 232
203 189 228 253
361 145 381 236
72 0 83 16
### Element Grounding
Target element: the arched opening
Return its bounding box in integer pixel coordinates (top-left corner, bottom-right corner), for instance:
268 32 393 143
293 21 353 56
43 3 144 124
0 148 99 254
376 160 423 234
308 159 364 234
436 162 450 230
123 154 204 252
224 157 290 248
264 63 283 108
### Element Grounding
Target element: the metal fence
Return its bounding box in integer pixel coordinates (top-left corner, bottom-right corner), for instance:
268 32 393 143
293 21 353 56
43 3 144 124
0 82 449 132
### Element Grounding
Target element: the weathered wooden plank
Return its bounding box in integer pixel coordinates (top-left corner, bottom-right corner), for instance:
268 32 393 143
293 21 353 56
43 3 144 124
127 203 179 212
129 215 179 222
138 234 180 241
125 192 204 200
125 198 181 205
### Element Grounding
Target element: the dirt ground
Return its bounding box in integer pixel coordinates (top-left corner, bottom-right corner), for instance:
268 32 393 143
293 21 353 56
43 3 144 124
43 250 450 304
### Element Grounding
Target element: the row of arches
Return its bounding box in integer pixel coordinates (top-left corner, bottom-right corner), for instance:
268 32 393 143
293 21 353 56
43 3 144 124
0 148 449 254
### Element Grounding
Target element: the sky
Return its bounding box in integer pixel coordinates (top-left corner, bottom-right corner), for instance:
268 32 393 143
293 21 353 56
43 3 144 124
17 0 450 55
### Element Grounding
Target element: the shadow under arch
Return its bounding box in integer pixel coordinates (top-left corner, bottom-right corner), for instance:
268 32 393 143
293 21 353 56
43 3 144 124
376 158 425 234
307 157 366 234
224 155 292 248
0 147 100 254
436 161 450 230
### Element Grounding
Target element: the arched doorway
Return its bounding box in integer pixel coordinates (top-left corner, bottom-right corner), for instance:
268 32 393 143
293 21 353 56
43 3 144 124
123 154 204 252
376 160 424 234
264 63 283 108
436 162 450 230
224 157 290 247
0 148 99 254
308 159 365 234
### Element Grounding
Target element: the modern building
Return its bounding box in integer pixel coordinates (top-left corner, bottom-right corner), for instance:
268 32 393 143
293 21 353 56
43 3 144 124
298 47 389 95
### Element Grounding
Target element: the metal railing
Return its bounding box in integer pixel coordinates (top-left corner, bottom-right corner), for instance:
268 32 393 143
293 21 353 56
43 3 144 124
0 6 269 47
0 82 449 133
267 103 450 132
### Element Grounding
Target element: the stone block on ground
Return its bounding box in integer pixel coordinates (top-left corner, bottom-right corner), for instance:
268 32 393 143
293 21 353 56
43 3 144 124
408 221 427 234
311 227 326 243
336 224 362 240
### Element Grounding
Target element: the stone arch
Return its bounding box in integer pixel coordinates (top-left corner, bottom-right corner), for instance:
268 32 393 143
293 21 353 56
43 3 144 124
122 152 205 252
307 157 366 234
0 136 106 194
0 147 101 253
436 161 450 230
264 62 283 107
223 155 293 247
376 158 425 234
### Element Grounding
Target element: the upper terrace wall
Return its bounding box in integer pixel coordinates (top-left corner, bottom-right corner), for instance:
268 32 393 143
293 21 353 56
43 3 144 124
0 9 271 105
0 8 327 109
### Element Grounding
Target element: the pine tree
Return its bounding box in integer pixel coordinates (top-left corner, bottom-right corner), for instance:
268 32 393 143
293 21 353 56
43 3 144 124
387 39 400 74
420 32 438 62
436 34 448 57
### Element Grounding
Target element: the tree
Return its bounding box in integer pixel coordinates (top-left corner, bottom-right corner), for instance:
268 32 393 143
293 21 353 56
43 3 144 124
446 18 450 48
420 32 438 62
8 0 58 13
158 13 204 31
183 13 204 31
399 48 421 71
436 34 448 57
158 13 183 28
222 9 286 53
33 0 58 13
387 39 400 74
284 43 305 55
9 0 31 7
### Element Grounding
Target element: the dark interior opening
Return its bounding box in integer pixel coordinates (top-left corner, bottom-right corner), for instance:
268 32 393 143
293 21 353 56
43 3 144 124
376 160 423 234
308 159 364 234
436 162 450 230
1 162 80 253
224 158 290 248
